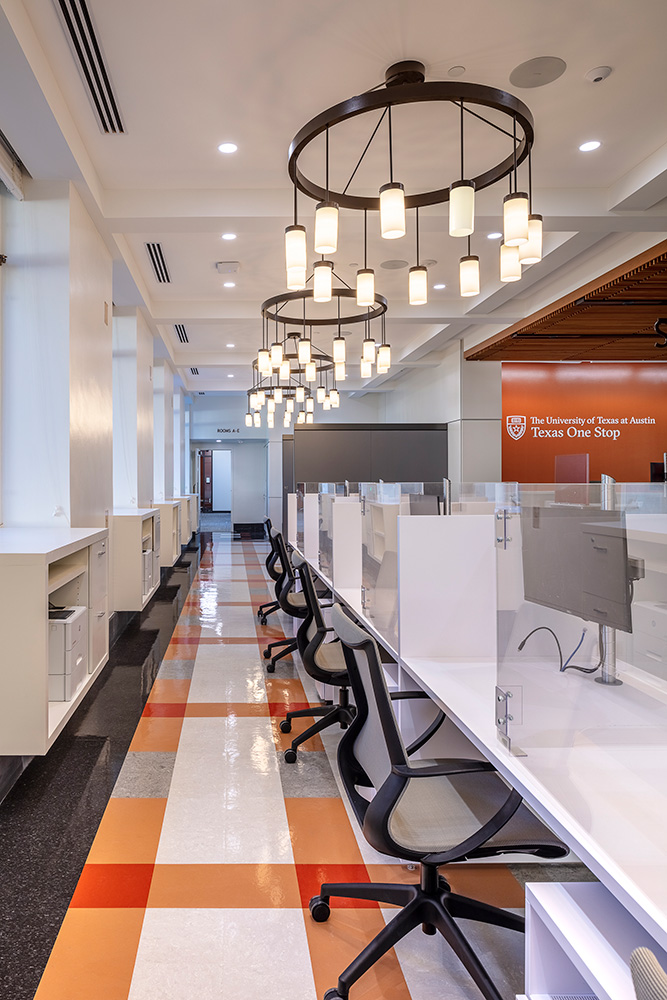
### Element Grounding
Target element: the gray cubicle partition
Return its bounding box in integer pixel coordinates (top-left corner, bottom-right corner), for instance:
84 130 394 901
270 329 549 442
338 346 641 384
288 424 447 488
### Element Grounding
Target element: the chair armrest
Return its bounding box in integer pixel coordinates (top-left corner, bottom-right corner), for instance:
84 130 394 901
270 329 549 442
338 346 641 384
392 759 496 779
320 602 335 608
390 690 431 701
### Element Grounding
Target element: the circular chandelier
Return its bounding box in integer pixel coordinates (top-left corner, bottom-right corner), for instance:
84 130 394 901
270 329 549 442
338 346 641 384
284 60 540 305
246 287 388 429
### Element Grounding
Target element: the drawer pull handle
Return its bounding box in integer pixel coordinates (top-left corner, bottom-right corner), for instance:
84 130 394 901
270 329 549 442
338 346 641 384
645 650 663 662
97 612 105 618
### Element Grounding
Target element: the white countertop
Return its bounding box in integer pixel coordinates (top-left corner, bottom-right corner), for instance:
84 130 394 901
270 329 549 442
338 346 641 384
0 525 107 559
112 507 159 518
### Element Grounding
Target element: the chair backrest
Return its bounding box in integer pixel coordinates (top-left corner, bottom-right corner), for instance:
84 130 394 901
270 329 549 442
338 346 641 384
632 949 667 1000
268 527 287 589
291 552 317 651
331 603 408 793
272 530 306 618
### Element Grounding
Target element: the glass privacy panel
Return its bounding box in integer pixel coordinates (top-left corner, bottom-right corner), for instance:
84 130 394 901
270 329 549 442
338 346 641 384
295 483 319 552
318 491 335 579
452 482 520 514
496 481 667 758
361 486 400 653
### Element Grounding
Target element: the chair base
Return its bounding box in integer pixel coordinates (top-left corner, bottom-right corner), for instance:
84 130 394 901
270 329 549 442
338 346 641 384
283 701 355 762
257 600 279 624
264 638 297 672
312 864 524 1000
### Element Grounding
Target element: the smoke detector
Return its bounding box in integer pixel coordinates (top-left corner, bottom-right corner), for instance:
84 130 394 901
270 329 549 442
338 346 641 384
585 66 612 84
216 261 240 274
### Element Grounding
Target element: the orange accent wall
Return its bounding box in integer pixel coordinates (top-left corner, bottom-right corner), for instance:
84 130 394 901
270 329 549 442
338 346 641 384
501 362 667 482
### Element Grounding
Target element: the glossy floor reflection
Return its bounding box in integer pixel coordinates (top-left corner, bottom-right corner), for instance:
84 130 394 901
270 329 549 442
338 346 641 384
22 535 538 1000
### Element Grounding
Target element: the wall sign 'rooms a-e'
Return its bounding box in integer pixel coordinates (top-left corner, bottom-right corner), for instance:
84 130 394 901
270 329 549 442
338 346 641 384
501 362 667 482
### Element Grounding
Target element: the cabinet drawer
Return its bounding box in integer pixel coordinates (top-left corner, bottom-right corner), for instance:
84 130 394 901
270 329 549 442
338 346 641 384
91 598 109 672
89 539 108 606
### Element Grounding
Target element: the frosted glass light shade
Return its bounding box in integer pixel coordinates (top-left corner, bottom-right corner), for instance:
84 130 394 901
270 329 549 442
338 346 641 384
314 202 339 255
305 361 316 382
503 192 529 246
500 242 521 282
330 389 340 408
257 389 266 406
245 412 253 427
286 397 295 413
362 337 376 363
360 359 372 379
323 397 331 411
306 412 314 424
287 266 307 290
306 396 314 412
297 410 306 424
296 385 305 403
332 336 346 363
313 260 333 302
274 386 283 404
449 180 475 237
253 412 261 427
377 344 391 371
267 412 274 429
356 268 375 307
335 361 346 380
298 337 311 364
518 214 543 264
409 265 428 305
316 385 326 403
257 349 270 374
270 341 283 368
249 392 258 409
279 359 291 381
379 182 405 239
459 254 480 296
283 412 291 427
285 224 307 270
267 397 276 413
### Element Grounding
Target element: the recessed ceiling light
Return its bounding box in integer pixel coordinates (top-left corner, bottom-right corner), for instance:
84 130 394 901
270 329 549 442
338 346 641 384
579 140 601 152
448 65 466 78
221 233 237 240
223 281 236 288
487 232 503 240
217 142 238 154
227 374 234 378
433 283 446 290
226 343 235 348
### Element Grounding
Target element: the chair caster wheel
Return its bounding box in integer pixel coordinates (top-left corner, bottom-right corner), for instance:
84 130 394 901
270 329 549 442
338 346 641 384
280 720 292 733
267 663 275 673
260 617 267 626
284 748 297 763
309 896 331 922
323 987 343 999
263 649 270 659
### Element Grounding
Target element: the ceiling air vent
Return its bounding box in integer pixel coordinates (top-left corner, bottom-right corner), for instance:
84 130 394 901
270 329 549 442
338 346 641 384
175 324 189 344
145 243 171 283
190 367 199 376
53 0 125 134
198 392 205 395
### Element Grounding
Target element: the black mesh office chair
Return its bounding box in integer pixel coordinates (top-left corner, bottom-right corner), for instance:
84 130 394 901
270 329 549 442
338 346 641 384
257 518 282 626
309 605 568 1000
262 529 309 672
279 554 353 762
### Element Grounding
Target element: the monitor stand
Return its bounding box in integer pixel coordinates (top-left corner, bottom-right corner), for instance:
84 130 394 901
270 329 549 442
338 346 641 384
595 474 623 686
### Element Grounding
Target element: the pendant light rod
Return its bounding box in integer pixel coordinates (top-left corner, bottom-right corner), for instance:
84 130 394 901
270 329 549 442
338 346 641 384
513 115 517 193
388 104 394 183
460 100 464 178
342 108 388 196
416 206 420 267
325 126 330 198
293 183 298 225
528 151 532 213
364 209 367 269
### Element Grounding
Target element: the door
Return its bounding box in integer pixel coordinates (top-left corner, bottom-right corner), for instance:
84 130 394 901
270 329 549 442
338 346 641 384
212 451 232 511
200 451 213 511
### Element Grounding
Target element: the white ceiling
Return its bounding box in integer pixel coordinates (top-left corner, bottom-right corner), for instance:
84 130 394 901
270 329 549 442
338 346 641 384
3 0 667 398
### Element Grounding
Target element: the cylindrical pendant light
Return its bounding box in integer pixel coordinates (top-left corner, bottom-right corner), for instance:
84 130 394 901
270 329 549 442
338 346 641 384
257 389 266 406
377 343 391 372
323 396 331 411
270 341 283 368
503 192 529 246
245 412 253 427
267 397 276 413
305 361 316 382
285 224 307 271
298 336 311 364
409 266 428 305
500 242 521 281
314 202 339 255
362 336 376 363
306 396 314 412
249 391 258 409
316 385 326 403
306 412 314 424
360 359 372 379
283 412 291 427
287 266 307 291
330 389 340 408
257 348 270 375
313 260 333 302
279 359 291 381
267 412 274 429
518 214 543 264
286 397 295 413
332 335 346 363
449 181 475 237
253 412 261 428
297 410 306 424
459 254 480 296
274 386 283 405
335 361 346 380
356 269 375 306
379 182 405 239
296 385 305 403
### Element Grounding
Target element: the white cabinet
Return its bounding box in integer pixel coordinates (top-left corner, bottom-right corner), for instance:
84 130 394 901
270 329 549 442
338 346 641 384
155 501 181 566
170 496 191 545
186 493 199 533
0 526 110 755
109 508 161 611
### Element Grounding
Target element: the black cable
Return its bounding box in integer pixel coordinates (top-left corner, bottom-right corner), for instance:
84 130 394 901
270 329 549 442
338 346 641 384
561 625 604 674
517 626 563 672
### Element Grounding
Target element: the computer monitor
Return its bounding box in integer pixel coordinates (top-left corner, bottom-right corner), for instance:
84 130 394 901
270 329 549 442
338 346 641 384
650 462 667 483
521 505 633 633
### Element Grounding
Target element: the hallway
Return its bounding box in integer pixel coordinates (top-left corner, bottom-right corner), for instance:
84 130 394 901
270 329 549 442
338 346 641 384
32 534 526 1000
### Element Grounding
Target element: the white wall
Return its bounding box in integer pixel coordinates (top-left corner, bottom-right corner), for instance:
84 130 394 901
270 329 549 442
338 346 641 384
113 308 154 508
232 441 266 523
153 360 174 501
212 449 232 510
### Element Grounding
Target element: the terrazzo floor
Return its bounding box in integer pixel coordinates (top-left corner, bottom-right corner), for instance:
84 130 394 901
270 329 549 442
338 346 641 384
28 533 539 1000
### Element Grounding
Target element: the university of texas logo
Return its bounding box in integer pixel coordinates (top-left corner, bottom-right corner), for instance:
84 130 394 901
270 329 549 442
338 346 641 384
506 414 526 440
